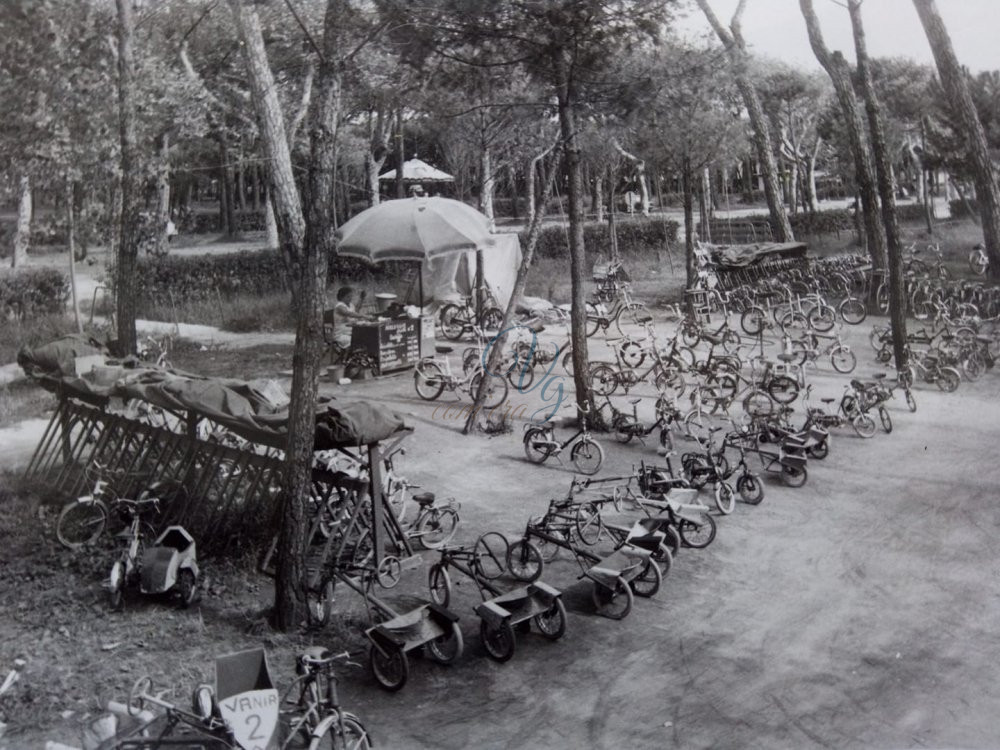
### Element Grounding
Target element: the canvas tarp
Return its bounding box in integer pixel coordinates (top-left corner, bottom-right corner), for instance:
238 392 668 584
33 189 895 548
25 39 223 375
706 241 808 268
24 363 408 450
423 232 521 308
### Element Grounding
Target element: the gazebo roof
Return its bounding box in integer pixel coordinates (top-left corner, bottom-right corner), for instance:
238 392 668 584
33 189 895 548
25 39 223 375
378 157 454 183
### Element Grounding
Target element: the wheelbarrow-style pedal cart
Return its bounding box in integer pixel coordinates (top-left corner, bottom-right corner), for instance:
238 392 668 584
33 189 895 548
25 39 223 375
506 514 661 621
334 565 464 693
425 532 567 663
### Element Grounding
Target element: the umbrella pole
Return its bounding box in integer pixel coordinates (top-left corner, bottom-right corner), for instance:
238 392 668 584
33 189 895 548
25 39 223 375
418 261 424 310
475 249 484 324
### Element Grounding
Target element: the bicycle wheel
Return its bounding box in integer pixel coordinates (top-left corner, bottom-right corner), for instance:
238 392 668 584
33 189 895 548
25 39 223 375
963 353 985 381
439 304 465 341
741 306 765 336
781 465 808 488
708 372 738 402
574 502 605 545
629 558 662 598
369 645 408 692
308 714 372 750
876 285 889 314
713 482 736 515
736 473 764 505
479 307 503 331
830 346 856 374
679 515 717 549
779 311 809 335
480 619 516 662
506 539 543 582
589 364 619 397
415 507 459 550
618 340 645 368
570 438 604 475
426 621 464 665
662 524 682 557
414 361 446 400
808 304 836 332
523 427 554 464
878 405 893 434
473 531 509 580
683 410 709 444
970 249 989 276
428 563 452 607
533 598 567 640
654 366 685 395
57 499 109 550
306 578 334 627
591 576 633 620
839 297 866 325
936 366 960 393
852 413 877 438
469 370 508 409
681 321 701 348
808 437 829 460
108 560 126 611
904 388 917 413
721 329 742 353
534 528 565 563
869 326 889 351
768 375 799 404
585 302 600 337
616 303 652 335
743 389 774 418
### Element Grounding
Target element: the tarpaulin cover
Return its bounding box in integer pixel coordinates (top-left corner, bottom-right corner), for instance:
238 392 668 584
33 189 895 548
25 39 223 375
707 242 808 268
23 361 407 449
17 334 107 377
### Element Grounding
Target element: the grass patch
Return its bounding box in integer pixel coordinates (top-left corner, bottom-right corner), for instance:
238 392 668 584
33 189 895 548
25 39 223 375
0 313 80 366
0 380 56 428
170 340 296 380
138 290 295 333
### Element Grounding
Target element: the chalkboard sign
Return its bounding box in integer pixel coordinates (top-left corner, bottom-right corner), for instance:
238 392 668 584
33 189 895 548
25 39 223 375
379 319 420 372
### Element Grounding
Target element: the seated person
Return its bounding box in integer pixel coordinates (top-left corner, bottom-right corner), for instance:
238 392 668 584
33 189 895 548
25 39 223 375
331 286 375 348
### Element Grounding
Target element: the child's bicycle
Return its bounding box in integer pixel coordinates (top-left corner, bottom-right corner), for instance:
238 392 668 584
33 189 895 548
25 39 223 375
522 401 604 475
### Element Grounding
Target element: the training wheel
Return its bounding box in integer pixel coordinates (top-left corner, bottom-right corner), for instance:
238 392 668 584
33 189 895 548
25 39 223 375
376 556 402 589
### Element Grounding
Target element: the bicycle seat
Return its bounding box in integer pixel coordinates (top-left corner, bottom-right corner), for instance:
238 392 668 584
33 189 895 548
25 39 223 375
821 398 835 404
777 352 798 363
414 492 436 507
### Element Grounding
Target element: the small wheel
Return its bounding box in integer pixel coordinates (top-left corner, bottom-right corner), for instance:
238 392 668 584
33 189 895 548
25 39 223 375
779 311 809 335
312 715 372 749
681 322 700 348
743 390 774 418
523 427 554 464
414 361 446 400
589 364 619 397
629 557 663 598
768 375 799 404
679 515 717 549
128 676 152 717
426 621 464 665
480 619 516 662
480 307 503 331
428 564 452 607
473 532 509 580
616 303 652 335
534 529 565 563
613 414 637 444
307 578 335 626
575 502 605 545
618 340 646 368
662 524 682 557
585 303 600 337
781 465 808 488
808 438 829 460
653 366 685 395
713 482 736 515
470 370 508 409
415 507 459 550
736 473 764 505
562 350 576 376
376 556 402 588
439 304 465 341
830 346 857 374
839 297 866 325
936 367 960 393
533 598 567 640
877 346 892 364
721 328 742 353
177 569 197 608
108 561 126 611
591 576 634 620
570 438 604 475
369 645 409 692
808 304 836 332
508 362 535 389
878 405 893 434
963 354 985 382
852 413 877 438
57 499 109 550
905 389 917 413
741 307 765 335
506 539 543 582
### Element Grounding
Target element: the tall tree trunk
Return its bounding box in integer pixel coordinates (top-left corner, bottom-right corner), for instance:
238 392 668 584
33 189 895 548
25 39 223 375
914 0 1000 278
683 158 698 293
66 178 83 333
800 0 886 273
115 0 141 356
155 132 170 256
265 193 279 249
849 0 907 373
228 0 310 631
508 163 519 221
366 151 385 207
236 155 247 211
11 175 31 268
479 146 495 229
698 167 711 242
805 139 821 213
394 107 405 199
554 51 593 417
696 0 793 241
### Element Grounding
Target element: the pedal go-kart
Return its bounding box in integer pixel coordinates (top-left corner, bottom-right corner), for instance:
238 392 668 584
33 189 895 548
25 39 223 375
110 525 200 610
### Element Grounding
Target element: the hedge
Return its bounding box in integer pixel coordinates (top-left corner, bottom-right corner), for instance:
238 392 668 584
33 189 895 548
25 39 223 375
524 216 679 259
0 268 69 317
949 198 979 219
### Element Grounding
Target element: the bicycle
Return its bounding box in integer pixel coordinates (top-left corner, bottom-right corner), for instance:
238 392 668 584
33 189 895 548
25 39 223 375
379 445 460 549
585 282 653 338
969 243 989 277
522 402 604 475
785 330 856 374
439 292 503 341
597 392 682 450
107 492 174 611
414 345 509 408
124 676 235 748
138 332 174 369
